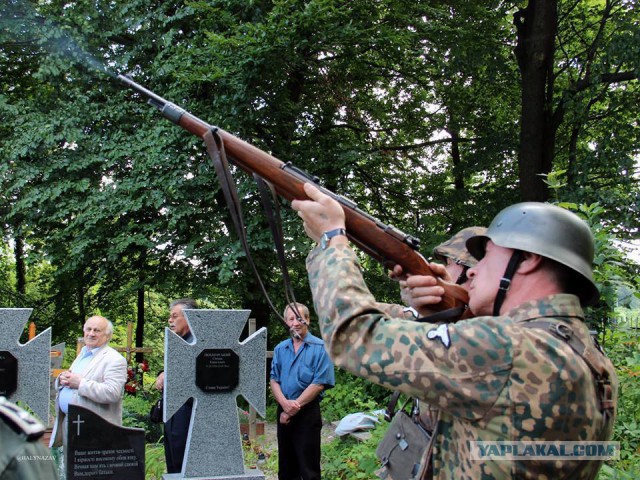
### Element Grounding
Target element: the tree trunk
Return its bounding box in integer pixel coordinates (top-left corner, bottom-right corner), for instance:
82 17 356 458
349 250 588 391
135 283 145 363
14 234 26 295
514 0 558 201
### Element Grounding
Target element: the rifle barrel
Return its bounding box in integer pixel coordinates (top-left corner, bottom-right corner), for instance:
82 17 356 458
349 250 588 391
118 74 470 311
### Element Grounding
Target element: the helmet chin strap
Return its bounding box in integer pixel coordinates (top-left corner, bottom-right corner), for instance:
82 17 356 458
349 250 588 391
493 250 523 316
455 264 470 285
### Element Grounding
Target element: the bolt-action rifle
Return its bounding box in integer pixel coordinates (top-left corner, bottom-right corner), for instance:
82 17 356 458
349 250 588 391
117 75 469 312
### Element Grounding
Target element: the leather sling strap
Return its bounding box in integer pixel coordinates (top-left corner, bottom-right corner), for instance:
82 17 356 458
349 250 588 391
252 174 303 320
202 128 290 329
416 306 467 324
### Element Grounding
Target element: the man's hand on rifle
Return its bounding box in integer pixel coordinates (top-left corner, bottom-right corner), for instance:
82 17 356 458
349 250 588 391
391 263 453 317
292 183 347 244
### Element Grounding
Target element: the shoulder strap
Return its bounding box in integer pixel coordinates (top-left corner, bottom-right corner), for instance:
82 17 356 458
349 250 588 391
523 320 615 418
384 390 402 421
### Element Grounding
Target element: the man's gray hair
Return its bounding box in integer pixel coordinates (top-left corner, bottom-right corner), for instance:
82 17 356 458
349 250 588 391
283 302 310 321
170 298 199 310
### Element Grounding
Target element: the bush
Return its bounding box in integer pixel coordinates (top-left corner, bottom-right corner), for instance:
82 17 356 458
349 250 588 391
321 369 390 423
321 419 388 479
145 441 166 480
122 392 163 443
599 313 640 478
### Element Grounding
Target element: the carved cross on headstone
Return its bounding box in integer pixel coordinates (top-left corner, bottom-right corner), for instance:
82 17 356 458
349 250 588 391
72 413 85 436
0 309 51 423
163 309 267 479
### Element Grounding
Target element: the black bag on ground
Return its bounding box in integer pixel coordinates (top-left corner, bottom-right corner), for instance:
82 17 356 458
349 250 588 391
149 397 163 423
375 393 432 480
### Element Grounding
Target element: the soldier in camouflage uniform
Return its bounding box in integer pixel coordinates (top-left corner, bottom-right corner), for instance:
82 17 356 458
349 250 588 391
292 183 617 480
0 397 59 480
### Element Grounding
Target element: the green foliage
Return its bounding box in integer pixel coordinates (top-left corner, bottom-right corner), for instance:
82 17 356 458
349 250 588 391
599 311 640 476
122 392 163 443
0 2 638 474
321 419 389 479
1 0 637 352
145 441 167 480
321 369 390 423
242 435 278 475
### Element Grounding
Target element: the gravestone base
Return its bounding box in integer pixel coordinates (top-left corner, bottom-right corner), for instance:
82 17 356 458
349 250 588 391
163 469 265 480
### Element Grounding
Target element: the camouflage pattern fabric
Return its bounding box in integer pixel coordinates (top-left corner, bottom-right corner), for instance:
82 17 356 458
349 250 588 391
0 399 59 480
432 226 487 267
307 244 618 480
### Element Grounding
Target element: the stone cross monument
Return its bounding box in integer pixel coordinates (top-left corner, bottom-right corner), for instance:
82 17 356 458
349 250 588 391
163 309 267 479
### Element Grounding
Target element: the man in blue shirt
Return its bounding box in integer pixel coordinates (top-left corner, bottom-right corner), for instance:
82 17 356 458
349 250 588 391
270 303 335 480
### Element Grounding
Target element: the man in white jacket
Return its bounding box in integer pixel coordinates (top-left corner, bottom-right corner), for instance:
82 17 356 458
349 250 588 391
50 315 127 448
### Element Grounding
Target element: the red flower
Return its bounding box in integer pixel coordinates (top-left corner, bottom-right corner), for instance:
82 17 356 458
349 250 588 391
139 360 149 372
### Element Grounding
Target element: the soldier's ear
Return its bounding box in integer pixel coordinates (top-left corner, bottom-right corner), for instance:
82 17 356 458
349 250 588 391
516 252 544 275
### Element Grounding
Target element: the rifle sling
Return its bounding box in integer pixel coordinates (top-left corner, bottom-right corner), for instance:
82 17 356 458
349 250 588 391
416 306 467 324
253 174 302 316
202 129 289 329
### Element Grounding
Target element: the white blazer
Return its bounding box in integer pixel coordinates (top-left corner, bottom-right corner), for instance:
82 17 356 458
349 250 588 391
50 345 127 447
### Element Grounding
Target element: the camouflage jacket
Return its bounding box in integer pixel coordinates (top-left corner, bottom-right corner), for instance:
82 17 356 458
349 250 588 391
307 244 618 480
0 399 59 480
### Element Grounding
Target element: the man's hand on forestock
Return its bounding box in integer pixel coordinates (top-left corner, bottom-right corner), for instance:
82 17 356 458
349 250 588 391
292 183 345 243
392 263 452 317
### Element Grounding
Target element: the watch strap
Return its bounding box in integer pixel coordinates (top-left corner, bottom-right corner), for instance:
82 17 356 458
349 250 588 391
320 228 347 250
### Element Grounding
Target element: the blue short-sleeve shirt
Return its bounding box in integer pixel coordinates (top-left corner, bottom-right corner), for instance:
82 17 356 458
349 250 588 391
270 333 335 400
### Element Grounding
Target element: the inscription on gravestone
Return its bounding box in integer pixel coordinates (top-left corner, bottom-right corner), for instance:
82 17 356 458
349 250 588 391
164 309 266 479
67 405 145 480
0 351 18 397
196 349 239 392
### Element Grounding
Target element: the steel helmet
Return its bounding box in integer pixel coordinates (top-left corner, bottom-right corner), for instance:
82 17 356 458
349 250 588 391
433 226 487 267
466 202 599 306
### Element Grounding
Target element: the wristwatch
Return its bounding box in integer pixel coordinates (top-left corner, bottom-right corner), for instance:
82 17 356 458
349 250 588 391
320 228 347 250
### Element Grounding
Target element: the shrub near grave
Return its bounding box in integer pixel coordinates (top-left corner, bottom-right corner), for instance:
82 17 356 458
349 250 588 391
598 314 640 479
122 392 163 444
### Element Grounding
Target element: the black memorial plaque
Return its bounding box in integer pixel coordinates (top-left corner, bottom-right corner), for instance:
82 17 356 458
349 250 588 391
0 351 18 397
67 405 145 480
196 348 239 393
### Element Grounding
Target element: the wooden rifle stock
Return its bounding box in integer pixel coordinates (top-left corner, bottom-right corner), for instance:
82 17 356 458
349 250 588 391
118 75 469 311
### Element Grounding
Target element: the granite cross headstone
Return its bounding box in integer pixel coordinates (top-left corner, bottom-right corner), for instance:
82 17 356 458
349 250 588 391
49 342 66 428
66 404 145 480
0 308 51 423
50 342 66 372
163 309 267 479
